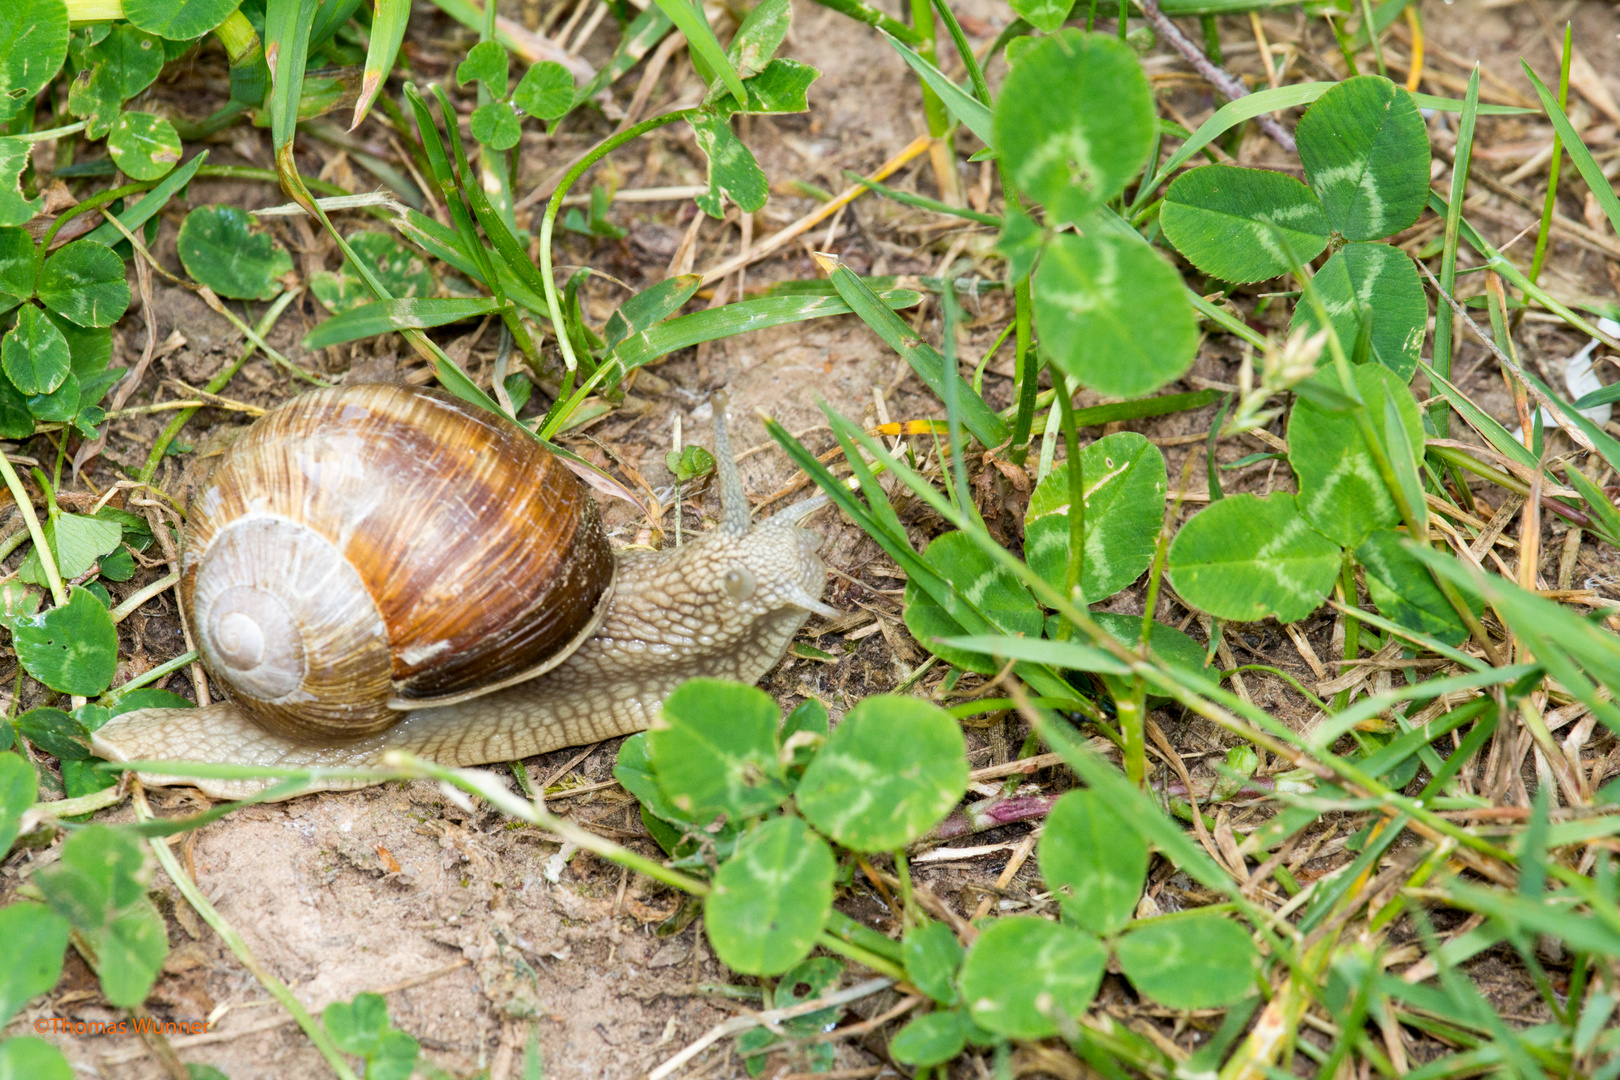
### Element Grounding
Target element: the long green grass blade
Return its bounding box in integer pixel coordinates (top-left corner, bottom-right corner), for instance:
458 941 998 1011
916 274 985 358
610 290 920 372
353 0 410 130
844 170 1000 225
303 297 502 348
83 150 208 247
1067 389 1223 428
651 0 747 106
604 275 703 350
1153 83 1332 182
1520 369 1620 476
1529 24 1572 286
1431 66 1478 437
879 33 994 146
933 635 1130 675
1187 288 1267 348
264 0 320 153
816 256 1009 447
1427 192 1620 350
1561 463 1620 545
1523 60 1620 240
928 0 990 103
1417 361 1537 470
1416 547 1620 733
430 86 553 305
807 0 922 42
1146 82 1526 197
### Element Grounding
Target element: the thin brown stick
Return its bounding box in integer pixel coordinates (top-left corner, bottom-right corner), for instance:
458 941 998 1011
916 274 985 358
1132 0 1296 153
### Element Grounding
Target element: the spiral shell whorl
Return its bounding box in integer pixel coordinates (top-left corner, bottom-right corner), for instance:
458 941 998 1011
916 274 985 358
189 516 396 741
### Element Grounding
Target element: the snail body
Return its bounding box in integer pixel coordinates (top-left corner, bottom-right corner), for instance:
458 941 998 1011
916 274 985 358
92 383 832 800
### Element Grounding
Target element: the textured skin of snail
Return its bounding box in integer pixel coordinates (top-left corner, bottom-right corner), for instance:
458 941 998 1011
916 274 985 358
91 387 832 801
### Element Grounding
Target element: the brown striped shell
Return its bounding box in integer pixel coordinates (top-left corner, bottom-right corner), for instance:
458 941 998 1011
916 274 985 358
181 383 616 745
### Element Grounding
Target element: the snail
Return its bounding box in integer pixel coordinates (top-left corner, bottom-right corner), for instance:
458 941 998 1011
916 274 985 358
91 382 834 800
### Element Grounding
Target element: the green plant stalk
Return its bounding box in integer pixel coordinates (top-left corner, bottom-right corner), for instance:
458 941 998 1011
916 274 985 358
137 287 301 483
813 0 924 41
1116 682 1147 789
391 752 711 893
0 523 28 562
929 0 991 104
939 282 975 517
1431 66 1479 440
1007 278 1038 463
1223 665 1332 713
893 849 916 929
353 0 410 130
266 0 320 154
476 0 516 230
1424 444 1582 521
103 647 197 700
0 456 65 605
909 0 951 144
1357 0 1385 76
132 786 361 1080
540 111 693 373
1324 10 1359 75
1528 26 1572 287
1057 372 1083 638
425 86 543 365
810 931 906 981
215 8 261 62
28 783 126 820
843 171 999 225
972 321 1014 394
38 182 150 265
1330 553 1361 713
1187 289 1268 348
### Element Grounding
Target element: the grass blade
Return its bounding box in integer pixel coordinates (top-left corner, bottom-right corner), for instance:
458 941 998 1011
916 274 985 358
353 0 410 130
1431 66 1478 437
842 170 1000 225
1522 59 1620 240
807 0 923 43
83 150 208 247
650 0 747 107
1417 361 1537 470
879 32 994 146
1561 462 1620 545
610 290 920 372
264 0 320 154
1529 24 1572 285
430 86 553 306
814 254 1009 448
1426 192 1620 350
302 298 502 348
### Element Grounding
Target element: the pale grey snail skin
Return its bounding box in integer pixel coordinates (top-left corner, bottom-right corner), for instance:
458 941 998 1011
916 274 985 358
91 388 833 801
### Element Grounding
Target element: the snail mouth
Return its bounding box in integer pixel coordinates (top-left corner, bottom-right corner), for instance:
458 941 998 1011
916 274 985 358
206 586 306 701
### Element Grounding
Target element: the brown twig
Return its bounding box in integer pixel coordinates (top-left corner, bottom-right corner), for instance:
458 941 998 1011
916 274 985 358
1132 0 1297 153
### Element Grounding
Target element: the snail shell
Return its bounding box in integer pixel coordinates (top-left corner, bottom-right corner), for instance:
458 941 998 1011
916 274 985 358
183 383 615 744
